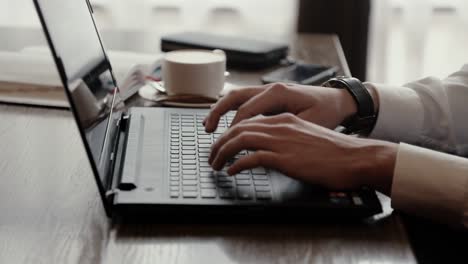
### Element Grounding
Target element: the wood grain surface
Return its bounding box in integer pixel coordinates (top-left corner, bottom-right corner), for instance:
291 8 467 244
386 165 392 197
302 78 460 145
0 33 416 264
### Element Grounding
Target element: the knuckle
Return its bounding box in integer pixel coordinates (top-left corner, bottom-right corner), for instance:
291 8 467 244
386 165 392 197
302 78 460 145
226 89 240 97
269 83 288 94
230 124 245 137
238 132 254 144
280 112 296 122
237 105 247 114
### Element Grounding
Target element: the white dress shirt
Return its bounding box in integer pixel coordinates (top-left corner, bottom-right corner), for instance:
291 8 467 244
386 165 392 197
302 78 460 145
367 65 468 228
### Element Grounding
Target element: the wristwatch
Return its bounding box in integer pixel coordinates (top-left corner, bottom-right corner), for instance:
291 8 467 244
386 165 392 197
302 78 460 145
322 76 377 135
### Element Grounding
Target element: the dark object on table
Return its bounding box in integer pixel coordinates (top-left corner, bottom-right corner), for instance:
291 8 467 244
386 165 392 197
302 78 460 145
297 0 370 80
161 32 289 69
261 62 338 85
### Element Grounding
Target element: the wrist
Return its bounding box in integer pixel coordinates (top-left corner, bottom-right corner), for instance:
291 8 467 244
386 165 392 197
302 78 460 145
353 139 398 195
337 88 358 121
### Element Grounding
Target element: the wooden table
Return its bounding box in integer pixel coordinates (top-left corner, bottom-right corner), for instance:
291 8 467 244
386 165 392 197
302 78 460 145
0 31 416 263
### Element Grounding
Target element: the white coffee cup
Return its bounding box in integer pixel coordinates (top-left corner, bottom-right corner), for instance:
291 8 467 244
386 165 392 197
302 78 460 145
162 49 226 99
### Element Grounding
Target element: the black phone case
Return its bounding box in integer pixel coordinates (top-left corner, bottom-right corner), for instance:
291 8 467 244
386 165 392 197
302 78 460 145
161 32 289 69
262 63 338 85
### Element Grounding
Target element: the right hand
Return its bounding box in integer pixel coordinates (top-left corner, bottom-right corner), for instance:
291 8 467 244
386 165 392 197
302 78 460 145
204 82 358 132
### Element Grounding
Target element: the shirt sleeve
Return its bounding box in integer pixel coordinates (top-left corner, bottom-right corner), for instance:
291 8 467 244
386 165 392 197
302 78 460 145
367 64 468 155
366 64 468 227
392 143 468 228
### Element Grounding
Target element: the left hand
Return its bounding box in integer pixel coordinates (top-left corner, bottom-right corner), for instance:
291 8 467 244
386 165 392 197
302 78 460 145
209 113 397 193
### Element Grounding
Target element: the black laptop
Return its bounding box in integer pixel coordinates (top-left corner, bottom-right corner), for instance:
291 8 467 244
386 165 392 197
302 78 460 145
33 0 382 221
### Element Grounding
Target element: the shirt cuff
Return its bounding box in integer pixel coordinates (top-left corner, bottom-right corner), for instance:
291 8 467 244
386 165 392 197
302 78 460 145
365 83 425 143
391 143 468 227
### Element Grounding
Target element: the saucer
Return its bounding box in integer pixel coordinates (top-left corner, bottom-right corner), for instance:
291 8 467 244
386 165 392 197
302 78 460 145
138 82 241 108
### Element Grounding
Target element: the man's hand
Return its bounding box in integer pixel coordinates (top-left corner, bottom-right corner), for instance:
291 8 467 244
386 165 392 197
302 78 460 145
204 82 358 133
209 113 397 194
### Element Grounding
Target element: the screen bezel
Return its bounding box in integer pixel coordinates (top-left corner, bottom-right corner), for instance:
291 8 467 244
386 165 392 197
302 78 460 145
33 0 118 216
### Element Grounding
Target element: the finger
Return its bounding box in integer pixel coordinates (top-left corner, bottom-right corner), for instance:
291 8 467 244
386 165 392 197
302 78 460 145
211 132 276 171
227 151 279 176
204 87 265 132
231 83 289 126
209 122 280 165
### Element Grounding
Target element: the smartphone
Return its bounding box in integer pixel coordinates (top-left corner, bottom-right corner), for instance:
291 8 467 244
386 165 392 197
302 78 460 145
261 63 338 85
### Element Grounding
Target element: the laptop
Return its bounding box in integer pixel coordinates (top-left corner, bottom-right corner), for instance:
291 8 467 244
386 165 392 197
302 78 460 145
33 0 382 221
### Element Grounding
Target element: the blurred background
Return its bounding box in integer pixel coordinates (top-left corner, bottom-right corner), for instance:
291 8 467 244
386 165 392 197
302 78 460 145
0 0 467 85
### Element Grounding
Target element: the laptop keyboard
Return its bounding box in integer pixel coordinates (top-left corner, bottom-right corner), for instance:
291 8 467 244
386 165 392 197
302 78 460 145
169 112 272 201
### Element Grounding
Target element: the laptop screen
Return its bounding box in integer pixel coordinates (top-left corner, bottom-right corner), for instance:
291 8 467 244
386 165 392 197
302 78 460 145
34 0 121 204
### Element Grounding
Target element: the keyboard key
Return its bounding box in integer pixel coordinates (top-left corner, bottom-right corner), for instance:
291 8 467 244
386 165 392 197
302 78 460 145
256 192 272 200
170 181 179 186
218 176 234 182
182 155 196 160
171 150 180 155
182 165 197 170
200 178 215 183
201 189 217 198
171 154 179 159
182 142 196 147
255 186 270 192
252 168 267 174
198 148 210 153
253 175 268 180
182 180 198 186
198 139 211 144
198 135 211 139
170 159 179 163
199 157 209 162
183 186 198 192
236 180 252 186
183 150 196 155
170 146 179 151
170 172 179 177
200 183 216 189
170 191 179 198
182 127 195 132
235 174 251 180
215 127 227 134
199 167 212 172
170 163 178 168
219 189 235 199
254 180 270 186
183 191 198 198
182 132 195 137
182 136 196 141
200 172 214 178
182 170 197 175
182 160 196 165
199 162 210 168
182 175 197 180
182 146 196 150
170 186 179 191
237 187 254 200
199 152 210 157
170 176 180 181
198 144 211 148
170 167 180 172
218 182 234 188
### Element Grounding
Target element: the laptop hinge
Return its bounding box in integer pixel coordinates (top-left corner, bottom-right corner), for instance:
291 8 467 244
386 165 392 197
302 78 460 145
106 113 133 200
